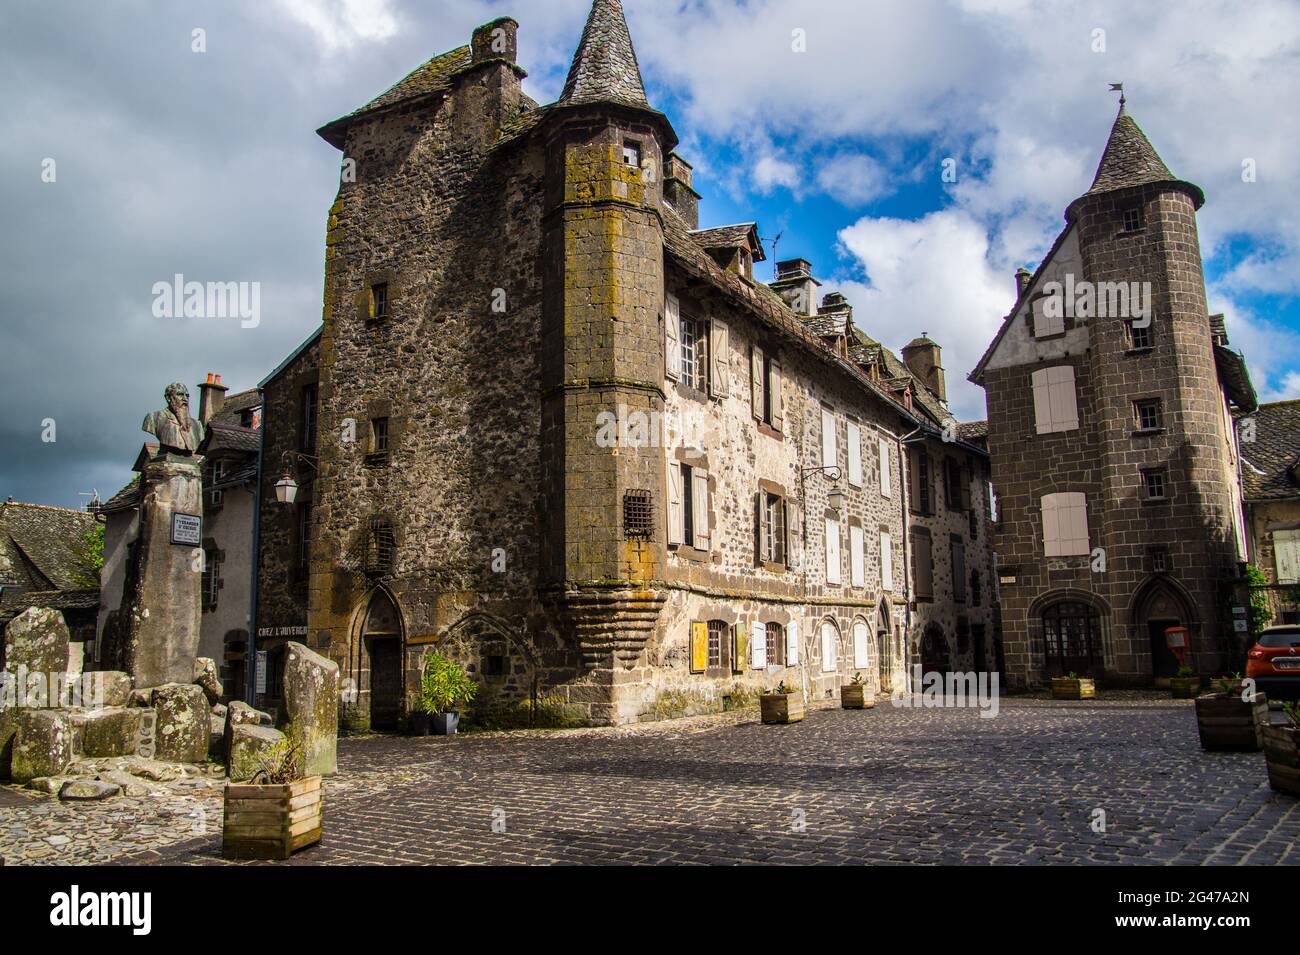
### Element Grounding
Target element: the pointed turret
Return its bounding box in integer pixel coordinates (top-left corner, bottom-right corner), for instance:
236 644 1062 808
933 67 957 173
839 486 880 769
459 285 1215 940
560 0 649 108
1069 105 1203 218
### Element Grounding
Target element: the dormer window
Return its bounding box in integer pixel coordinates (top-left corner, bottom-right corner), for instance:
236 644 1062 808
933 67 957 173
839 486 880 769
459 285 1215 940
622 141 641 168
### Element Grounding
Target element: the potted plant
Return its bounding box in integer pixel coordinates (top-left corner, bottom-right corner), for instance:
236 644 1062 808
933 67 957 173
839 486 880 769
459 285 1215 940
1050 672 1095 700
1195 674 1267 751
840 672 874 710
1262 701 1300 797
1170 665 1200 699
222 724 322 861
760 681 805 725
416 651 477 735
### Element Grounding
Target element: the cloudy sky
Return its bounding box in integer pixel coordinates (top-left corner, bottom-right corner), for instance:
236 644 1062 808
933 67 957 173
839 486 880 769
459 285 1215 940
3 0 1298 509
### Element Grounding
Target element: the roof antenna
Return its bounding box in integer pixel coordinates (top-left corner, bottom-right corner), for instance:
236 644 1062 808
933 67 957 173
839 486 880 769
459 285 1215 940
1109 82 1125 113
769 231 783 282
78 489 101 512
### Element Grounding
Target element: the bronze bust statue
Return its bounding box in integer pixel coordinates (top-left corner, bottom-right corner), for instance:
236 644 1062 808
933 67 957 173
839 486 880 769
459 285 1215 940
142 382 205 455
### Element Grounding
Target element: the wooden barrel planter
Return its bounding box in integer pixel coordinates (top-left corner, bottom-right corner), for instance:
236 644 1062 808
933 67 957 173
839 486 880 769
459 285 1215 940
1050 677 1095 700
1170 676 1201 699
1262 724 1300 797
760 692 805 724
840 685 874 710
223 776 323 860
1194 693 1267 751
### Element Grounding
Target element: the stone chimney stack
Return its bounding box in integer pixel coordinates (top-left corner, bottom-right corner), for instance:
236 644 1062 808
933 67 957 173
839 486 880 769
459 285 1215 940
472 16 518 64
198 373 228 424
770 258 822 317
901 335 946 404
1015 267 1033 300
663 153 700 228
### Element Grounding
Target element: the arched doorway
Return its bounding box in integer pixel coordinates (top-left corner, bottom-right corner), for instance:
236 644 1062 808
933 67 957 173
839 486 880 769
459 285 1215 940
360 589 403 730
920 622 950 676
1041 600 1102 678
1133 578 1196 680
875 601 892 692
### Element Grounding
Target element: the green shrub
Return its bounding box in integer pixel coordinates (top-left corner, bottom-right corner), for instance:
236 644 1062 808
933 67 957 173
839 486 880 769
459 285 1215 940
416 652 477 715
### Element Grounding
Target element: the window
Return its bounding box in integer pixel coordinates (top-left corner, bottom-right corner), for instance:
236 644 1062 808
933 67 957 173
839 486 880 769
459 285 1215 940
969 506 979 540
201 548 220 612
1122 206 1144 233
668 463 709 550
1150 548 1169 574
680 314 709 391
880 531 893 591
367 417 390 465
852 619 871 669
766 622 786 667
1134 398 1162 432
1143 468 1167 501
300 383 318 453
483 655 506 677
622 141 641 168
1041 492 1089 557
369 282 388 321
847 421 863 487
297 501 312 573
706 619 726 669
911 529 933 599
1032 293 1065 338
821 620 839 672
952 538 967 603
1041 601 1102 677
1127 320 1153 350
821 408 838 471
911 447 932 515
623 489 654 540
878 438 892 498
206 459 226 509
987 480 998 522
1031 365 1079 434
1276 529 1300 584
825 518 841 584
944 458 968 512
759 491 787 565
751 346 781 428
364 516 395 576
849 524 865 588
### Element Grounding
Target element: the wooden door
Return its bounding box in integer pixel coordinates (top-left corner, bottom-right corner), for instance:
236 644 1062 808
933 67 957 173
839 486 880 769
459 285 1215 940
369 637 402 730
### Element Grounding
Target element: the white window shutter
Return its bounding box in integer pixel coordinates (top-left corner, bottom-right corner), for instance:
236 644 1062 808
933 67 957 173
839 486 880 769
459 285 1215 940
850 525 865 588
821 622 838 672
880 531 893 591
1032 295 1063 338
692 469 710 551
1031 368 1053 434
786 619 799 665
878 438 892 497
825 519 841 584
847 421 862 487
665 293 680 382
709 319 729 398
853 620 870 669
1051 366 1078 431
770 360 783 430
751 621 767 669
667 463 683 545
821 409 837 470
1275 529 1300 584
786 502 801 570
1042 492 1088 556
751 346 764 420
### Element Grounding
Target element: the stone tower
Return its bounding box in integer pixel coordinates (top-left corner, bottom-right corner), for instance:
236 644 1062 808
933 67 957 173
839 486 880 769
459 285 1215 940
540 0 678 722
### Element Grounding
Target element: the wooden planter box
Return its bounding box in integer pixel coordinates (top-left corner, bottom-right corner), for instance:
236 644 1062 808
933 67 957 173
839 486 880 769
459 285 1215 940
1194 693 1267 751
1170 676 1201 699
223 776 323 861
1051 677 1096 700
1262 724 1300 797
840 685 874 709
760 693 804 724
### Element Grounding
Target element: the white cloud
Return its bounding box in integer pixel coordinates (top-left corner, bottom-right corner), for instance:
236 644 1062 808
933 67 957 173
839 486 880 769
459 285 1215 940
815 153 891 206
275 0 398 51
752 153 801 195
1207 287 1300 404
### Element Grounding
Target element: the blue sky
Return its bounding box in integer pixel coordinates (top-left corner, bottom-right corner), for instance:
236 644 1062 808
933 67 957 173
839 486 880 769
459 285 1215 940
2 0 1298 508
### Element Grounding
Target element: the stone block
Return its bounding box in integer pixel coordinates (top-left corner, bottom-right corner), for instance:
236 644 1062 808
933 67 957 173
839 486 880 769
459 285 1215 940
227 723 286 782
282 641 339 776
0 706 18 780
59 779 121 801
193 657 222 705
223 700 273 763
11 709 73 783
152 683 209 764
2 607 73 677
97 671 134 708
80 707 144 758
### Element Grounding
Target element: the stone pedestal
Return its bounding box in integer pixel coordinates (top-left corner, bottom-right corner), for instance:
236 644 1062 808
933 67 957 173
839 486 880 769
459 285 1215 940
114 454 204 688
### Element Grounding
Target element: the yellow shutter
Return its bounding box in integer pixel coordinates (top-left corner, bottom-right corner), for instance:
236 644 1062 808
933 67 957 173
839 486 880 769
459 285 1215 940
690 622 709 673
732 622 748 674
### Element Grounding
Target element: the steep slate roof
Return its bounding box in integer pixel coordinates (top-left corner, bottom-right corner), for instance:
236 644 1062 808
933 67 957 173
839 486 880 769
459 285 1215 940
0 502 99 620
211 389 260 427
559 0 649 109
690 223 765 259
1072 107 1204 212
97 477 141 515
1240 400 1300 501
203 424 260 456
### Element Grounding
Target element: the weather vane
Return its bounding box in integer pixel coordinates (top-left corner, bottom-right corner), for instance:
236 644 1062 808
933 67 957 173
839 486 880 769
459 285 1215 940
1109 82 1125 110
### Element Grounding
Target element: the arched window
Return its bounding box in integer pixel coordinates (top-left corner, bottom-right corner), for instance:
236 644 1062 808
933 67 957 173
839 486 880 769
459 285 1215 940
820 619 840 673
852 618 871 669
1041 601 1102 677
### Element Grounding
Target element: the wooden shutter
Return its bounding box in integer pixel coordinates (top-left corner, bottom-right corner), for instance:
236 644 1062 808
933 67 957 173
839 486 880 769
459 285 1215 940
786 619 799 665
786 502 801 570
953 540 967 601
878 438 892 497
961 463 972 510
1031 368 1053 433
751 346 764 420
667 463 683 545
825 519 841 584
769 360 783 430
709 319 729 397
853 620 870 669
1275 530 1300 584
821 622 838 672
821 409 837 470
665 294 680 382
850 525 865 588
912 532 933 597
1051 366 1078 431
847 421 863 487
757 492 769 563
732 623 748 673
690 621 708 673
1042 492 1088 556
1032 295 1063 338
880 531 893 591
751 621 767 670
692 469 710 551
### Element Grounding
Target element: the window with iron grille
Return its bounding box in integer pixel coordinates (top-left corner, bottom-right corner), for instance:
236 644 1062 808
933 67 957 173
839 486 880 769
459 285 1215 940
365 517 395 576
1150 548 1169 574
370 282 388 321
706 620 726 669
1134 398 1162 431
1143 468 1168 501
300 383 318 453
623 489 654 540
1121 206 1143 233
766 622 786 666
679 315 708 392
1127 320 1153 350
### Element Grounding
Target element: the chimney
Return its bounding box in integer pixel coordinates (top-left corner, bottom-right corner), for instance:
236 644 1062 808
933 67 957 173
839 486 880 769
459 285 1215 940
901 335 946 404
1015 267 1033 300
770 258 822 317
663 153 700 228
198 372 228 425
471 17 518 64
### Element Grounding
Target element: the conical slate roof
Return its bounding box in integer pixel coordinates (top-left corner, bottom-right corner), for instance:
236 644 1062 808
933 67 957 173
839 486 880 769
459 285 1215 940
560 0 649 108
1079 108 1203 207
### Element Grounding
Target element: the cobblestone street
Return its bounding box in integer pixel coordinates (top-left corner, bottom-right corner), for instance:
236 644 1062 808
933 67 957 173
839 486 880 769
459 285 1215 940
4 694 1298 866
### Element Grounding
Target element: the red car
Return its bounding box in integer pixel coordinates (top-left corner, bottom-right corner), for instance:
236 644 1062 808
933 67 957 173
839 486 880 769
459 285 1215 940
1246 625 1300 700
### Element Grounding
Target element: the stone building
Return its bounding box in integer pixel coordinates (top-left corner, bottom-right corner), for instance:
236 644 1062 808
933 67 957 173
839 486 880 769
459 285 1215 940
970 104 1257 687
291 0 995 727
1240 400 1300 625
96 374 261 691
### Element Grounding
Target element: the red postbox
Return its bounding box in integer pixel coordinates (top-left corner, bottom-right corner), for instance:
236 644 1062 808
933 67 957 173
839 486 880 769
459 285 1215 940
1164 626 1189 668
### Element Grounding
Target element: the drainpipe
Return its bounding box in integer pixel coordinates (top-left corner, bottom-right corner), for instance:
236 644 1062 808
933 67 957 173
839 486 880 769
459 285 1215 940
245 389 265 705
897 421 924 693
